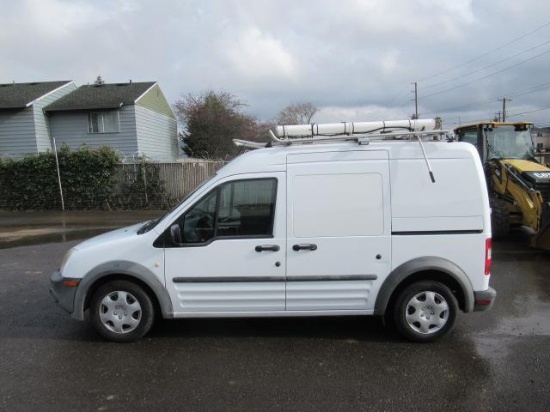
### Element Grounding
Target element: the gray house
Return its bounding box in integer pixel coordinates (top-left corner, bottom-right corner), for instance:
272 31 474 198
44 82 178 162
0 81 77 158
533 126 550 151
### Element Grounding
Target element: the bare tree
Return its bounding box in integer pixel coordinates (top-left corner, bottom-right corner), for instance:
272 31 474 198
277 102 319 125
255 120 278 142
173 90 257 159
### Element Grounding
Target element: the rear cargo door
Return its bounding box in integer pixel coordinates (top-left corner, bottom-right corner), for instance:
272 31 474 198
286 150 391 312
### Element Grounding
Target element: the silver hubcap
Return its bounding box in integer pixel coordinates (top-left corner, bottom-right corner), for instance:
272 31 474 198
99 291 142 334
405 291 449 334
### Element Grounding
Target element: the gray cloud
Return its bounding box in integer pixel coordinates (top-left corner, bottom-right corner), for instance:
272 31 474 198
1 0 549 127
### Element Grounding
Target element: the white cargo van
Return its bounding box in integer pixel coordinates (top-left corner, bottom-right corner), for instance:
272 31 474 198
50 119 496 343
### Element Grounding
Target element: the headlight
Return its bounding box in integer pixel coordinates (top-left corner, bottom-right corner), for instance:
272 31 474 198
60 248 76 276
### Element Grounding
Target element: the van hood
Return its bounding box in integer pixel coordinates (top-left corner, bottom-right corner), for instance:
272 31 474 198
73 222 146 251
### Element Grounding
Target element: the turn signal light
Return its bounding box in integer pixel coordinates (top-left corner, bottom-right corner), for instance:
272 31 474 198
62 279 80 288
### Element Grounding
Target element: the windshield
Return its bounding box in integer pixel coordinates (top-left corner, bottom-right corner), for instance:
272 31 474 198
486 126 534 160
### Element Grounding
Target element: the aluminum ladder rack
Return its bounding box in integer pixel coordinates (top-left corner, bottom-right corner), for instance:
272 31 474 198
233 118 448 183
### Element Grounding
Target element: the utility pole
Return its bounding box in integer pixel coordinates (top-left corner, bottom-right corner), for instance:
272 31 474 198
498 98 512 122
413 82 418 119
47 115 65 211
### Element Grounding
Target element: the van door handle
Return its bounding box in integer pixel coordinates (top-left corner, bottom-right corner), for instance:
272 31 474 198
293 244 318 251
255 244 280 252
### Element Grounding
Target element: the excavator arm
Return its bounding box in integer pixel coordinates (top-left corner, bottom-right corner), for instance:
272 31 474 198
491 161 550 249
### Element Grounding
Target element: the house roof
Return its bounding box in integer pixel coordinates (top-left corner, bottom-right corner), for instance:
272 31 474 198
0 81 72 109
44 82 157 112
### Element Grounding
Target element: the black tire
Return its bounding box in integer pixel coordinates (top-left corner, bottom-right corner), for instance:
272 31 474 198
90 280 155 343
393 281 458 343
491 198 510 239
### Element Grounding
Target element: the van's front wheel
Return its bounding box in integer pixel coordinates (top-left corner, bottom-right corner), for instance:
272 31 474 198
90 280 155 342
393 281 458 342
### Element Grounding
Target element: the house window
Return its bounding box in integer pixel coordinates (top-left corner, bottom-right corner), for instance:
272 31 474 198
88 111 119 133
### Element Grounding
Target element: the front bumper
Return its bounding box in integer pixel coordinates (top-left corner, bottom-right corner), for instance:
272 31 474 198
473 286 497 311
49 270 78 314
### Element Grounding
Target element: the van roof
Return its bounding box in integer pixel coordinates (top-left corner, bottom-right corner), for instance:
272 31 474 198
217 140 478 177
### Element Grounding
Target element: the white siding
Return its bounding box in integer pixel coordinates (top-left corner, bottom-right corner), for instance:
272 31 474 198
0 108 37 158
49 106 139 159
135 105 178 161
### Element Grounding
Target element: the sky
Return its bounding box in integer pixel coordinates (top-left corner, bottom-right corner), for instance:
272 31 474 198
1 0 550 128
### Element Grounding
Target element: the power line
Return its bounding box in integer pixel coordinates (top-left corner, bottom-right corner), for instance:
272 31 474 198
421 39 550 91
506 81 550 98
508 106 550 118
447 107 550 127
422 81 550 115
387 85 410 107
414 21 550 118
421 48 550 99
418 21 550 83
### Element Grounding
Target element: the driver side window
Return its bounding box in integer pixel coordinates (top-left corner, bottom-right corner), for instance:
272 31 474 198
182 190 217 244
176 178 277 246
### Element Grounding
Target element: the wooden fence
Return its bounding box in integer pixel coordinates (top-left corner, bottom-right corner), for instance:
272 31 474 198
111 160 226 209
0 159 227 211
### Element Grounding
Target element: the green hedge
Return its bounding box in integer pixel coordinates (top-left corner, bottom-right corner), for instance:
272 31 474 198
114 162 173 210
0 145 120 210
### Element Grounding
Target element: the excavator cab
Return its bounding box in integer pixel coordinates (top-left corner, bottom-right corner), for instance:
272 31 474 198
455 122 535 162
486 123 534 161
455 121 550 250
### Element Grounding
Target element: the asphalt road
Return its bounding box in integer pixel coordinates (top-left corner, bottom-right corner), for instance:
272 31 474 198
0 232 549 412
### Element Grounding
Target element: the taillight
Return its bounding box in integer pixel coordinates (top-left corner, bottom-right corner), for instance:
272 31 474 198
485 238 492 275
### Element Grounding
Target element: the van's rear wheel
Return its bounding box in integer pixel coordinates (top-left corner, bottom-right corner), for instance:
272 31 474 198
90 280 155 342
393 281 458 342
491 198 510 239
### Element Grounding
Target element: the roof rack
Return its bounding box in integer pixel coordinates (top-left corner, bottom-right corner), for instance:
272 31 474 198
276 118 441 139
234 118 447 148
281 119 448 147
233 118 447 183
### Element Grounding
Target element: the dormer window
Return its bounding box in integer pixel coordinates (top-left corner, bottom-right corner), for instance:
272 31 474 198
88 111 120 133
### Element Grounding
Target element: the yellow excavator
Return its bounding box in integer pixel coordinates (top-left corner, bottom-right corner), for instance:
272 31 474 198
454 121 550 250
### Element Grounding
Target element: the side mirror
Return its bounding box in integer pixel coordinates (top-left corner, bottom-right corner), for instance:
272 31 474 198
170 224 184 246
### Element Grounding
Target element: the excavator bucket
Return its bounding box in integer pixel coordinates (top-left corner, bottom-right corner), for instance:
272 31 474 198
536 204 550 251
